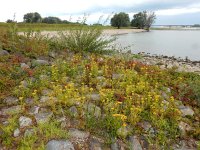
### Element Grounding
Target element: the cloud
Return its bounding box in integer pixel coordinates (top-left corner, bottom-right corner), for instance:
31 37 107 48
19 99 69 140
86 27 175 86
0 0 200 24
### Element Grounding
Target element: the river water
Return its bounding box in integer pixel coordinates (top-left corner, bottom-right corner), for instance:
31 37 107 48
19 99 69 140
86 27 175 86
115 30 200 61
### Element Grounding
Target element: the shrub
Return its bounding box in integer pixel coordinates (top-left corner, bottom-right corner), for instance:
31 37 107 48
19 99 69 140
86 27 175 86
58 24 115 54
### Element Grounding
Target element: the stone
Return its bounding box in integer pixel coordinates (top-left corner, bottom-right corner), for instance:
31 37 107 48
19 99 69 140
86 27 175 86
19 116 32 128
69 129 90 149
69 129 90 140
4 96 19 105
173 140 197 150
69 106 78 117
40 96 50 103
33 59 49 66
24 128 34 137
89 138 102 150
13 128 20 137
178 121 192 136
35 112 53 124
41 89 52 96
178 105 194 116
111 142 119 150
85 103 101 118
0 105 21 115
89 93 101 101
96 76 105 81
129 136 143 150
29 106 40 115
0 50 9 56
20 80 28 88
20 63 30 70
25 98 34 105
46 140 75 150
116 126 131 138
49 51 57 58
138 121 152 132
112 74 123 80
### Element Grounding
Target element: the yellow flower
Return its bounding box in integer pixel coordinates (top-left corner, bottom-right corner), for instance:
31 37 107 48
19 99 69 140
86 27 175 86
19 97 23 100
122 123 127 127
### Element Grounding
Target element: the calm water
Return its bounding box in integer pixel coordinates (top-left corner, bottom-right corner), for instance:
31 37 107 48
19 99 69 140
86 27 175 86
115 30 200 61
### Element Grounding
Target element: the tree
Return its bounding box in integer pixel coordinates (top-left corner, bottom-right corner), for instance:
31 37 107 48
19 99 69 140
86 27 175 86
145 12 156 31
6 19 16 23
111 12 130 29
131 11 156 31
42 17 62 24
23 12 42 23
131 11 147 29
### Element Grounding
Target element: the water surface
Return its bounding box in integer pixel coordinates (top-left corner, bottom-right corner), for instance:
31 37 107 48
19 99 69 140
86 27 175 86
115 30 200 61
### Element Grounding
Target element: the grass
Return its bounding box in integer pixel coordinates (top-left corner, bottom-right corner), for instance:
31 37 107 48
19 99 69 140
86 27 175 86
0 22 113 32
0 23 200 149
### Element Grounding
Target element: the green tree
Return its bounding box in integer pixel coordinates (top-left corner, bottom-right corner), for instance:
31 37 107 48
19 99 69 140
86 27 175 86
23 12 42 23
42 17 62 24
131 11 156 31
111 12 130 29
131 11 147 29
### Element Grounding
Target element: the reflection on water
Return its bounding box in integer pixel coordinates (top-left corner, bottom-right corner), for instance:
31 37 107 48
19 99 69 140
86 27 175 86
115 30 200 61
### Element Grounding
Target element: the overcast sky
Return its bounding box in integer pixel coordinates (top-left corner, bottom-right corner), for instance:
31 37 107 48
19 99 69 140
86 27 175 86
1 0 200 25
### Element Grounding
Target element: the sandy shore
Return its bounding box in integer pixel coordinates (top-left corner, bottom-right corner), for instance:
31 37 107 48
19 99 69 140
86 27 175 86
102 29 146 35
18 29 145 37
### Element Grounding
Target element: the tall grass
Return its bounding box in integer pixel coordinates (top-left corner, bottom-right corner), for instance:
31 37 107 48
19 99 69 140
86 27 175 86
58 24 115 54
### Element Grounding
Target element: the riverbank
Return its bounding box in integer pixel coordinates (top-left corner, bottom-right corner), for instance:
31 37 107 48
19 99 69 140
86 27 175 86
18 29 146 37
0 27 199 149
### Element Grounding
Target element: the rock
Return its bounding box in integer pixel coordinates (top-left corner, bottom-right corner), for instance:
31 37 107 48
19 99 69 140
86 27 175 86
46 140 75 150
173 139 197 150
13 128 20 137
19 116 32 128
89 138 102 150
116 126 132 138
0 105 21 115
20 80 28 88
41 89 52 96
111 140 127 150
178 105 194 116
138 121 154 133
178 121 192 136
0 50 9 56
112 74 123 80
49 51 57 58
25 98 34 105
88 93 101 101
4 96 19 105
40 96 50 103
40 75 49 80
69 129 90 149
33 59 49 66
69 106 78 117
24 128 34 137
40 96 57 104
111 142 119 150
35 112 53 124
96 76 105 81
129 136 143 150
85 103 101 118
29 106 40 115
20 63 30 70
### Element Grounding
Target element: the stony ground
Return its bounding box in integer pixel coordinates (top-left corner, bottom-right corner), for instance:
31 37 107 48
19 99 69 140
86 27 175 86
0 49 199 150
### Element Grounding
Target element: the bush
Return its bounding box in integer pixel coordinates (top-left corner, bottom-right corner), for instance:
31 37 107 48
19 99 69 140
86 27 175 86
58 25 115 54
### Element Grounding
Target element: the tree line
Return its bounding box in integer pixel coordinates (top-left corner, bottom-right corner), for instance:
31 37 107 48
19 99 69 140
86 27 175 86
111 11 156 31
7 12 71 24
6 11 156 31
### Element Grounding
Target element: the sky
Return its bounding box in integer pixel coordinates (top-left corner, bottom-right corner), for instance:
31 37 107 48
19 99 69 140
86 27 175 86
1 0 200 25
